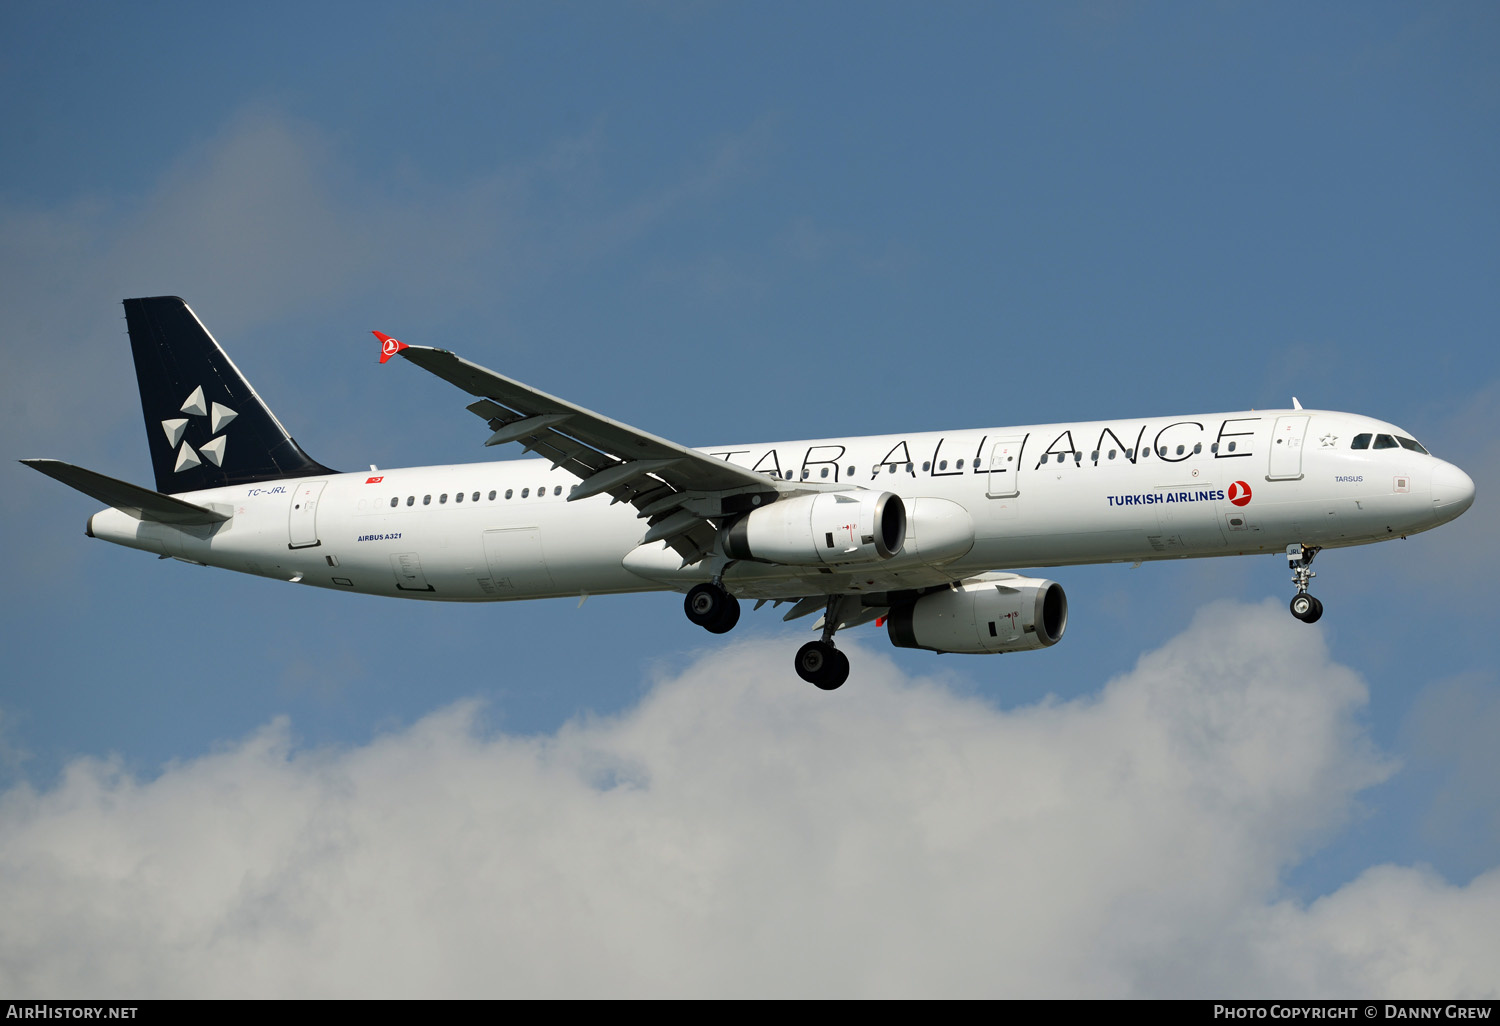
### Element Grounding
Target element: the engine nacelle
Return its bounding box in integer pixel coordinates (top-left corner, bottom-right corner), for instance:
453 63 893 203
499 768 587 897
724 490 906 567
887 576 1068 654
900 497 975 566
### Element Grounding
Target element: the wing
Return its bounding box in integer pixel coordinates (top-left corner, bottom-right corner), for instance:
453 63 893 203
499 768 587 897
380 336 826 566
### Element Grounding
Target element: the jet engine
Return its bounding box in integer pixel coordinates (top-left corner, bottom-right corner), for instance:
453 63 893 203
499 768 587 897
723 490 906 567
886 576 1068 654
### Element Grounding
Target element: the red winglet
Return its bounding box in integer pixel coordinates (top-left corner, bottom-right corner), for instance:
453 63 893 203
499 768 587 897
374 331 408 364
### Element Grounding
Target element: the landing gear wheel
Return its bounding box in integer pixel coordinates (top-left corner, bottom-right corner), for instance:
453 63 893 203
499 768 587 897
709 595 741 634
1290 593 1323 624
795 640 850 691
685 583 740 634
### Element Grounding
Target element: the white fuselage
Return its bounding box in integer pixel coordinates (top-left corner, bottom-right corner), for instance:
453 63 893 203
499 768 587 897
85 409 1472 602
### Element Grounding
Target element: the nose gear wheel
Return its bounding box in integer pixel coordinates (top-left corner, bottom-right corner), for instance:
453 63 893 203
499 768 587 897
1289 593 1323 623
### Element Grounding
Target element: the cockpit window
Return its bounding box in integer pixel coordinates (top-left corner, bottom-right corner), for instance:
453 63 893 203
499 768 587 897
1373 434 1399 450
1397 436 1429 454
1352 433 1371 450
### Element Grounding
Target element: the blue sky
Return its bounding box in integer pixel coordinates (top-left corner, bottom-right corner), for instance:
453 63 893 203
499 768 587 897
2 1 1497 997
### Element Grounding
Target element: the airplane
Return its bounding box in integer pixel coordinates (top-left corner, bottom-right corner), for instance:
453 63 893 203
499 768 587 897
24 297 1476 691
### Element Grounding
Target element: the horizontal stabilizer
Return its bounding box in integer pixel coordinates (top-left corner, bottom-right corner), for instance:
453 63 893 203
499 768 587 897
21 459 230 526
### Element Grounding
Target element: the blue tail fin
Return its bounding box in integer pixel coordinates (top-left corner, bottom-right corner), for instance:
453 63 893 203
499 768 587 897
124 296 336 494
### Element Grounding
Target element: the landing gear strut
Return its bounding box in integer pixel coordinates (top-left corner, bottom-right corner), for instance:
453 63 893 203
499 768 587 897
1287 543 1323 624
795 596 851 690
685 581 740 634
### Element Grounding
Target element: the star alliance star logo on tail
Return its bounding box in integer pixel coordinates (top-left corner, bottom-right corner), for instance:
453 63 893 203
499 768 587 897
161 385 237 473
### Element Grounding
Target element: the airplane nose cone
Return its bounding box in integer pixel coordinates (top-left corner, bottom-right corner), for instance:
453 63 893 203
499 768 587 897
1431 461 1475 522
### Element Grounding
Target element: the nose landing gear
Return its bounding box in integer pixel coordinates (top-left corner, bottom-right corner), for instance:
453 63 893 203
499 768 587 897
1287 543 1323 624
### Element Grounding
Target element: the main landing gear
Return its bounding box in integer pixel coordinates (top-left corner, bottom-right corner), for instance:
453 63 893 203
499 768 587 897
1287 543 1324 624
794 596 851 691
683 577 850 691
685 581 740 634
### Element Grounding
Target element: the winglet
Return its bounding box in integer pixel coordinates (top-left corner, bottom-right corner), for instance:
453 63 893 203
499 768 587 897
374 331 408 364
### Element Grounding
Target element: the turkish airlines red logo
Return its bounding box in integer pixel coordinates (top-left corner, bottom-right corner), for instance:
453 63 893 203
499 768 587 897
366 476 384 484
1227 481 1252 506
374 331 408 364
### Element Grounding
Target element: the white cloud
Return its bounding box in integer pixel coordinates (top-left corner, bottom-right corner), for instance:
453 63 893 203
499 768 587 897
0 599 1495 998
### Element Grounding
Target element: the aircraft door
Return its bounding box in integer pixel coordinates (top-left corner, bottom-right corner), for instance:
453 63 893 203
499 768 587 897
483 528 557 594
1267 416 1310 481
986 435 1026 498
288 480 327 549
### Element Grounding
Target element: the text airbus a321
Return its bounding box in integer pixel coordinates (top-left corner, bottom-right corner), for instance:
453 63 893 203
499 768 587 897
25 297 1475 690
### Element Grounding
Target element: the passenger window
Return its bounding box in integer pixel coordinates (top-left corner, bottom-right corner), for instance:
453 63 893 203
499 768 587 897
1159 447 1168 457
554 486 562 495
1074 452 1081 462
1040 454 1049 464
1227 442 1236 452
440 493 448 504
505 489 513 499
1176 445 1184 456
455 492 463 503
1397 436 1428 454
1126 449 1135 459
473 492 481 502
522 488 529 498
390 497 398 508
821 467 830 478
1193 443 1202 454
1211 443 1218 453
423 495 431 505
489 490 496 500
1352 434 1371 450
1108 450 1117 460
1374 434 1398 449
957 459 966 469
1090 451 1099 461
406 496 415 506
938 461 947 471
846 466 855 477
